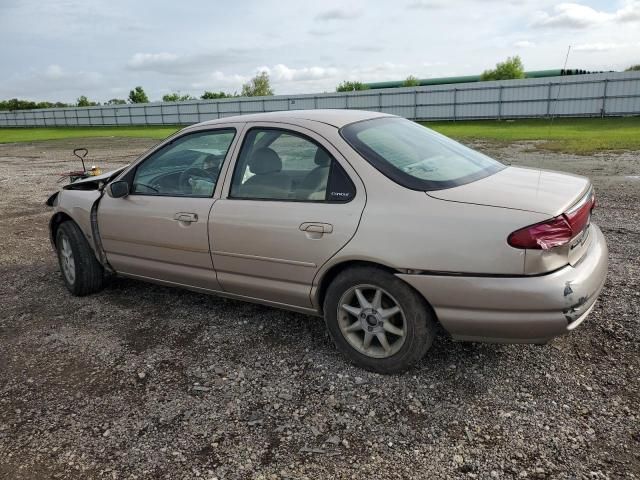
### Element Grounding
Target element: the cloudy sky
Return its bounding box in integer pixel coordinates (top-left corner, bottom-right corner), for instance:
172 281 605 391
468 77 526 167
0 0 639 103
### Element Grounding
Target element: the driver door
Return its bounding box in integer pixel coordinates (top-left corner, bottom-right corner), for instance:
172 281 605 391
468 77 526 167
98 127 240 290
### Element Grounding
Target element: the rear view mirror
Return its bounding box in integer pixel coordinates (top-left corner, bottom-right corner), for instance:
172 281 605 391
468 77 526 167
107 180 129 198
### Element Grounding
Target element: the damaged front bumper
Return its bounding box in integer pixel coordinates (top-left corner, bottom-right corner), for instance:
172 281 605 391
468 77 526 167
397 223 608 344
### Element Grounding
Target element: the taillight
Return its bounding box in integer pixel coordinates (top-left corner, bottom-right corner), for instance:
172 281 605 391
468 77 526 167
508 192 595 250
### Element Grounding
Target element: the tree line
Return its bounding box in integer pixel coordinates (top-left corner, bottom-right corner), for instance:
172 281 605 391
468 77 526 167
3 59 637 110
0 72 274 112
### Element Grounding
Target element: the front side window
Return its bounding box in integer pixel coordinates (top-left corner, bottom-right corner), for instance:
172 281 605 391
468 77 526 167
132 129 235 196
230 128 355 202
340 117 504 191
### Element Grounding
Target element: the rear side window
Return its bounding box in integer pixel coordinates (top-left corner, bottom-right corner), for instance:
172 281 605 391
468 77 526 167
230 128 355 202
340 117 504 191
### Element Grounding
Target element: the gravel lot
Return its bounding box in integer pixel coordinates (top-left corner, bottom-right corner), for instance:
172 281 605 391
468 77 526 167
0 137 638 480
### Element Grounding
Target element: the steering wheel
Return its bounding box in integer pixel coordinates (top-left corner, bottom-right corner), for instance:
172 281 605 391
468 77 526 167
179 167 211 191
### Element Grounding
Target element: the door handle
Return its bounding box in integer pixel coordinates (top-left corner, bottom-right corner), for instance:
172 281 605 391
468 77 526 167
299 222 333 234
174 212 198 223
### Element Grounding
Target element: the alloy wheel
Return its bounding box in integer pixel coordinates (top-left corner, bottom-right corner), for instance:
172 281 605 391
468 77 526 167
59 236 76 285
337 284 407 359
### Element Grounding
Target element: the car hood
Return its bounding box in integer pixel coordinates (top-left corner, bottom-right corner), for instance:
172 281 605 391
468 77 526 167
63 166 127 190
427 166 591 216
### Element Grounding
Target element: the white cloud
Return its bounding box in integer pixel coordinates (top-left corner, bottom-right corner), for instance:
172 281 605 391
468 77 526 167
2 0 640 102
126 49 254 75
1 64 104 101
189 71 249 91
407 0 443 9
616 0 640 22
514 40 535 48
127 52 180 70
262 64 339 82
532 3 611 28
574 41 640 52
44 64 65 80
315 7 362 21
308 27 337 36
533 1 640 29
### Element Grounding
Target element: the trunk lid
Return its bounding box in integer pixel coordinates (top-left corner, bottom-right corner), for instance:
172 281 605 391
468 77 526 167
427 166 591 216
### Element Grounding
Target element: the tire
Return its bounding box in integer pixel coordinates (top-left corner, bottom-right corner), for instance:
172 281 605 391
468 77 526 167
56 221 104 296
323 267 436 374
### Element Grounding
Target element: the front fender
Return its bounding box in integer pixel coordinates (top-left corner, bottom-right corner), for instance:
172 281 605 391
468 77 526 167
49 189 101 250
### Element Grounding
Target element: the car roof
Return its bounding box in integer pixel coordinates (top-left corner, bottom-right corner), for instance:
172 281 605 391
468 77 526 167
193 109 394 129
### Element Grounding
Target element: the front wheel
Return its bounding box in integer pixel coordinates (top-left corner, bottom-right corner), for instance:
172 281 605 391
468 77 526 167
323 267 436 374
56 221 105 296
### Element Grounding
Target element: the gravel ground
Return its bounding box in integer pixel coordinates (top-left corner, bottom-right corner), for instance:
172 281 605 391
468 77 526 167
0 137 638 480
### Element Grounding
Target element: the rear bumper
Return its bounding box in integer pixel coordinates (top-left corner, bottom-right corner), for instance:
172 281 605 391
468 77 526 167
397 223 608 343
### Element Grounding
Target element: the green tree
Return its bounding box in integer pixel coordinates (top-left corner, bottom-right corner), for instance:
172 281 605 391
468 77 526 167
626 64 640 71
336 81 369 92
128 86 149 104
76 95 98 107
241 71 274 97
0 99 70 111
402 75 421 87
162 92 196 102
106 98 127 105
201 91 234 99
480 56 525 81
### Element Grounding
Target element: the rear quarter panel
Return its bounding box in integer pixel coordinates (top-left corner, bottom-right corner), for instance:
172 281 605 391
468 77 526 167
310 129 549 278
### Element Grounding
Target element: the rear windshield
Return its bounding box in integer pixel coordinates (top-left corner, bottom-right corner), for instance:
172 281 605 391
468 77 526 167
340 117 504 191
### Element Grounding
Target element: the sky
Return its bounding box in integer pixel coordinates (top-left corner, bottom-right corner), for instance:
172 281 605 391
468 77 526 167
0 0 639 103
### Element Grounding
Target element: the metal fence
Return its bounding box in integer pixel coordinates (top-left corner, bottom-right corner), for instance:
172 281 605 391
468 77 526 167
1 71 639 127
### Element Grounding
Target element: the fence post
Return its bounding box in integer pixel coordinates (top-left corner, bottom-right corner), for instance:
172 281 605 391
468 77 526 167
413 89 418 120
378 92 382 112
546 82 552 118
498 86 503 120
215 101 220 119
195 102 200 123
453 88 457 121
313 96 318 109
601 79 608 117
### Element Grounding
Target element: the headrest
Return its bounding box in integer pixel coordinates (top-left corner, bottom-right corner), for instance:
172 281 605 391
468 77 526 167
314 147 332 167
248 148 282 175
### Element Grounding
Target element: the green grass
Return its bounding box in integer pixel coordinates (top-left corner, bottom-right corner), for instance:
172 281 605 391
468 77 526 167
0 126 181 144
423 117 640 154
1 118 639 155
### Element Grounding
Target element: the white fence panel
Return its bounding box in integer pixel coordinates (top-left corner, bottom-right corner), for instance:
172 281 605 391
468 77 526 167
0 72 639 127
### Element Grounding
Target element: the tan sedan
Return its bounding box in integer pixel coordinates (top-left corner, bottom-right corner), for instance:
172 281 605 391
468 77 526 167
47 110 608 373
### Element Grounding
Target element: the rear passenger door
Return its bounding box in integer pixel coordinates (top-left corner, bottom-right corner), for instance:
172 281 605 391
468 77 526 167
209 123 366 309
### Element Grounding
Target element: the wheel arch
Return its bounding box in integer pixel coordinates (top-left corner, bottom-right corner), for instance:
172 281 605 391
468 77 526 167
49 212 74 248
314 259 438 321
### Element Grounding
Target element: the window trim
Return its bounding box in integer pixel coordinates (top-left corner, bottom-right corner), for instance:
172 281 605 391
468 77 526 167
127 127 237 199
228 126 356 204
339 117 505 192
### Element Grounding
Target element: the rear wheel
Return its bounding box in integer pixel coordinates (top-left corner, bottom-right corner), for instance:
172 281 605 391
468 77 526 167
323 267 436 374
56 221 104 296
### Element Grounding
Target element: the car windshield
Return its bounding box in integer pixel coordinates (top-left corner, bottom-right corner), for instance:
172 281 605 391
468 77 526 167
340 117 504 191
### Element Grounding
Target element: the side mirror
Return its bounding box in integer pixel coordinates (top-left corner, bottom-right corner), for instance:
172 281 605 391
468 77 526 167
107 180 129 198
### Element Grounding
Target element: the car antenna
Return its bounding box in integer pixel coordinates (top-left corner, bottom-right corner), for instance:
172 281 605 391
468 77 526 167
538 45 571 187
